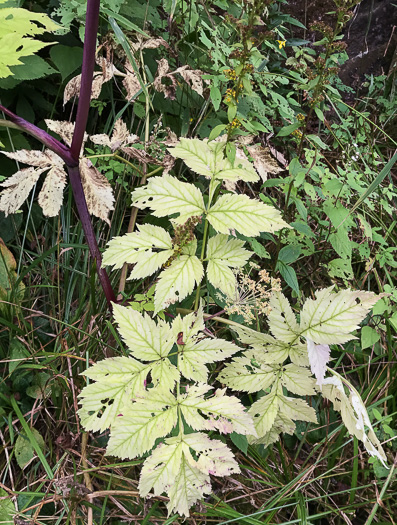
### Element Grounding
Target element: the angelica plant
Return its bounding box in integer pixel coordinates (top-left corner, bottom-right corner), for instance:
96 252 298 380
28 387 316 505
79 137 387 516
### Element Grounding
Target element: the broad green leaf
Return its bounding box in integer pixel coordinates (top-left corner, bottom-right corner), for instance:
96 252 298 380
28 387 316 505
0 7 59 78
322 375 387 466
107 389 178 459
268 292 300 343
0 488 14 524
131 174 205 224
179 384 256 435
150 359 180 390
78 356 150 432
103 224 173 270
361 326 380 350
207 194 290 236
154 255 204 313
50 45 83 81
0 238 24 309
112 304 174 361
218 352 277 393
299 286 380 344
15 428 45 469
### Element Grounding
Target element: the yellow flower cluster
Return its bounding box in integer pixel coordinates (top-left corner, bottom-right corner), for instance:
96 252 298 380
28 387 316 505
296 113 306 122
224 68 237 80
292 129 303 139
224 87 237 103
229 118 240 129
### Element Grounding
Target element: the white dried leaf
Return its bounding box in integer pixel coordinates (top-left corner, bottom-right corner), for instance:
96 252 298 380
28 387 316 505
79 158 115 224
307 339 331 387
2 149 51 168
123 65 141 101
38 167 67 217
0 167 45 216
45 120 88 155
90 119 138 152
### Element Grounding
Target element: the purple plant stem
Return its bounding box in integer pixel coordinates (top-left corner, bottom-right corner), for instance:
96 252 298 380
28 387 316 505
0 104 77 166
68 166 116 306
1 0 118 309
67 0 116 308
70 0 100 161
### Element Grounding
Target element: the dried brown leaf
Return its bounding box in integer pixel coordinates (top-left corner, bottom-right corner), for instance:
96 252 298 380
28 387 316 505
0 167 45 216
176 67 204 97
90 119 139 151
121 147 158 165
130 37 169 52
79 158 115 224
153 58 177 100
123 69 141 101
63 56 120 105
38 167 67 217
246 145 283 182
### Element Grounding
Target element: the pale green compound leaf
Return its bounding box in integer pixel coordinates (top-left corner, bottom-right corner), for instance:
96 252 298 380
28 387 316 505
172 309 238 382
268 292 300 343
112 304 174 361
179 384 256 436
139 435 213 517
248 390 279 439
154 254 204 313
183 433 240 477
322 375 387 466
280 363 316 396
218 352 277 393
78 356 150 432
107 389 178 459
232 325 308 366
150 359 180 391
207 193 290 236
103 224 173 270
207 234 252 297
131 174 205 224
299 286 381 344
248 386 317 444
171 309 205 343
167 452 210 517
128 250 174 280
168 138 258 182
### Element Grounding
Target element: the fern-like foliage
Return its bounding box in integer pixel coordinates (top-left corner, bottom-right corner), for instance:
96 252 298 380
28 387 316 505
79 306 255 516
